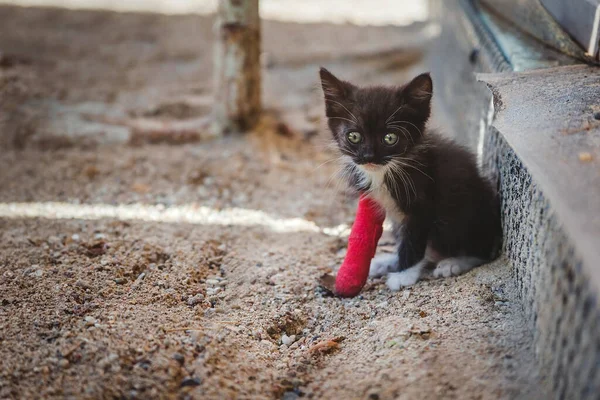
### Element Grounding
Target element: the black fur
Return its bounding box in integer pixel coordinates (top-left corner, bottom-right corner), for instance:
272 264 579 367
319 67 502 272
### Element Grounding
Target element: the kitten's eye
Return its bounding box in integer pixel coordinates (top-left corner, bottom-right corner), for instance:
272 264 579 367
383 133 398 145
347 131 362 144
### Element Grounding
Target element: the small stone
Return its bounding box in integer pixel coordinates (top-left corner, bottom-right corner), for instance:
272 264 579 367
187 294 205 306
71 234 80 241
206 279 220 286
58 359 70 368
579 152 593 162
217 280 228 287
76 280 91 289
281 334 295 346
180 377 201 387
33 269 44 278
84 316 97 326
114 278 127 285
173 353 185 365
282 391 300 400
376 301 388 309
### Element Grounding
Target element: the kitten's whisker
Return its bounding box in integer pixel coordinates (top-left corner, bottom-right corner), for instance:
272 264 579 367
313 155 344 172
387 162 412 207
398 167 414 206
386 125 414 145
325 164 346 191
385 104 405 124
388 120 423 136
391 158 434 182
390 161 416 197
395 156 427 168
328 116 357 125
325 99 359 124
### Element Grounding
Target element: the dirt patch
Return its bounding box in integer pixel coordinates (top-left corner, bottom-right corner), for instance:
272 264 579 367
0 213 541 399
0 5 542 400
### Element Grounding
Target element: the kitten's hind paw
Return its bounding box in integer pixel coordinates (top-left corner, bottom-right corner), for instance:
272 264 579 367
433 257 484 278
369 253 399 278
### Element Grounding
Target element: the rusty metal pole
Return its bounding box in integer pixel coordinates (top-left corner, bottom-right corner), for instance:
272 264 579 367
212 0 261 135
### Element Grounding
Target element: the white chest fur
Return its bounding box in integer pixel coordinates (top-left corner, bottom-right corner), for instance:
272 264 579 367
358 166 406 223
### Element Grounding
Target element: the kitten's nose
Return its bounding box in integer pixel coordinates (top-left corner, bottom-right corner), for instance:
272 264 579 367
361 153 375 163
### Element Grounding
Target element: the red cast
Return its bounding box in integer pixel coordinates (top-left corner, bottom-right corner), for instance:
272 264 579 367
335 194 385 297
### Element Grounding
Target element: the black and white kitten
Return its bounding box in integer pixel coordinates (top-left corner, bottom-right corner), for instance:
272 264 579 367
319 68 502 291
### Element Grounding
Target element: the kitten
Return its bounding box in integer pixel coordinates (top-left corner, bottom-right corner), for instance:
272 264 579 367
319 68 502 291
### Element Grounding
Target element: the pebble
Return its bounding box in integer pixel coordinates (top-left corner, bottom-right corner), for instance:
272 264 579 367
114 278 127 285
206 279 220 286
76 280 91 289
58 359 70 368
282 391 300 400
180 377 201 387
207 287 221 296
187 294 205 306
579 152 593 162
173 353 185 365
281 334 296 346
71 234 80 241
84 316 97 326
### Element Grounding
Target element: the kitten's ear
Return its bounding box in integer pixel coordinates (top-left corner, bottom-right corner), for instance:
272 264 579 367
319 67 355 116
403 72 433 107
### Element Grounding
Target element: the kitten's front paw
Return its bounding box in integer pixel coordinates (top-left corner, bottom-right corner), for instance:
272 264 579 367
369 253 399 278
386 269 420 291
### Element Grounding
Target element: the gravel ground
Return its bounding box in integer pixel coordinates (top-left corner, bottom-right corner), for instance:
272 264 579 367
0 5 543 399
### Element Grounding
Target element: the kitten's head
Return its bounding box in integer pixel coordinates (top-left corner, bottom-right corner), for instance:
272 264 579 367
319 68 432 169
